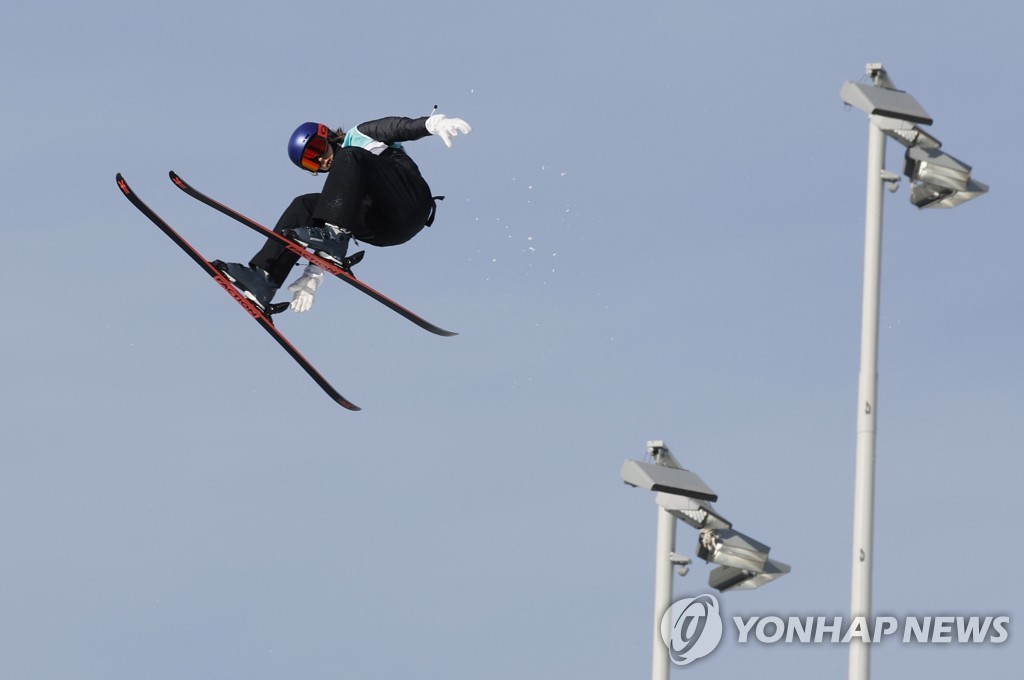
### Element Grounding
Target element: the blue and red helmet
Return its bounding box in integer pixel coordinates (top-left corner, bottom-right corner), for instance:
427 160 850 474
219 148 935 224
288 122 332 173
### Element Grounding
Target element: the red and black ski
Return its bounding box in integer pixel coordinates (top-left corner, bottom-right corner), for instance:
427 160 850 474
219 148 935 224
116 173 360 411
168 171 457 337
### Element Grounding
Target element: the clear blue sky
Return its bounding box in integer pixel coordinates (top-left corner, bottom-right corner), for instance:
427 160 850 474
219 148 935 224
1 1 1020 677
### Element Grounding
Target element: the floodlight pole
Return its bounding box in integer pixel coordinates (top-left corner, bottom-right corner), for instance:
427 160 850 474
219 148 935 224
841 63 988 679
849 105 888 680
651 457 677 680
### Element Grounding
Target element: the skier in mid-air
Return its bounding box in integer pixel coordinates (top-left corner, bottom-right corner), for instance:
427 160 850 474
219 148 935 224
213 110 472 313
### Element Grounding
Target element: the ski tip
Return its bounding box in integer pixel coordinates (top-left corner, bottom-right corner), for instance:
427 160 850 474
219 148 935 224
115 173 131 195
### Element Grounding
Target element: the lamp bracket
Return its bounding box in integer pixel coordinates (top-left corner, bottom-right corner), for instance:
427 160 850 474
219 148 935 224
880 170 901 192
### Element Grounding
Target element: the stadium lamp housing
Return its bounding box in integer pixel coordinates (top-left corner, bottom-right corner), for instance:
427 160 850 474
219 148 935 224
697 528 771 573
620 459 718 502
708 558 792 592
904 145 989 208
909 177 990 209
655 491 731 531
840 80 933 125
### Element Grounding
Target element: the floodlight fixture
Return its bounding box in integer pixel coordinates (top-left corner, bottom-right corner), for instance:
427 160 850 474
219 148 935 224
620 460 719 502
841 70 944 152
903 146 989 208
871 117 942 149
840 80 932 125
904 146 973 191
655 491 731 530
909 177 990 209
708 558 792 592
696 528 770 573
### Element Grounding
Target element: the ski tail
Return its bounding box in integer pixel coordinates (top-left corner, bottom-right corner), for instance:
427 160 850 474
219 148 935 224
116 173 361 411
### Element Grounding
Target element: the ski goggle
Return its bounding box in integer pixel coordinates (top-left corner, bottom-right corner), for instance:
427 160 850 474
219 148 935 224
300 133 330 173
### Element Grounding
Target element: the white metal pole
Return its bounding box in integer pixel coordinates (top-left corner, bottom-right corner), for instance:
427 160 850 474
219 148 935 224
652 504 676 680
849 119 886 680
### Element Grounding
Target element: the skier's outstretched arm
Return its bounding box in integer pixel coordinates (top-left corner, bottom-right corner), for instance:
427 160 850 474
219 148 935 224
355 113 472 148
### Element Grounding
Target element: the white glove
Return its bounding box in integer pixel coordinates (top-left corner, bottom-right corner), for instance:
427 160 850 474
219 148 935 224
425 112 472 148
287 264 325 313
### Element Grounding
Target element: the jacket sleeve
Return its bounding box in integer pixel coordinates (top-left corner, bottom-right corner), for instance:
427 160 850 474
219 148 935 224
353 116 431 145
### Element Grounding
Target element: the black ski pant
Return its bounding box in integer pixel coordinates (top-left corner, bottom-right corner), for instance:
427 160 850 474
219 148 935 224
250 146 435 287
249 193 322 287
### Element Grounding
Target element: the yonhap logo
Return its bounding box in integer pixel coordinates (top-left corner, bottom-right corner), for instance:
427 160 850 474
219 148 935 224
659 594 724 665
658 593 1009 666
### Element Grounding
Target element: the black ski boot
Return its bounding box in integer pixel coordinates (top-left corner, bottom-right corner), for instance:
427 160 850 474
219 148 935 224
211 261 279 310
285 223 350 264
